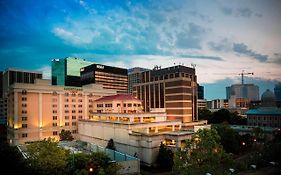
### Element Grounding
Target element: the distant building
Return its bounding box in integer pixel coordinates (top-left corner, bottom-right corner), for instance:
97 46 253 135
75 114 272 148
7 79 117 145
132 65 198 123
197 84 204 100
247 89 281 128
51 57 93 87
197 99 207 110
226 84 259 108
128 67 149 94
274 82 281 106
207 99 228 109
0 71 3 98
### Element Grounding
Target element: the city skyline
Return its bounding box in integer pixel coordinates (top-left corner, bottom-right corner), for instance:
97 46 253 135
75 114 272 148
1 0 281 99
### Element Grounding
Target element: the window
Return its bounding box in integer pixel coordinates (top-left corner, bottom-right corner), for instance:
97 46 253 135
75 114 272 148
22 90 27 95
65 99 69 102
72 105 76 108
78 105 82 108
72 116 76 120
71 93 76 97
22 124 28 128
65 110 69 113
65 122 69 126
53 110 57 114
128 103 132 107
52 104 57 108
72 99 76 102
22 133 28 138
22 104 27 107
78 93 82 97
169 74 174 78
97 104 103 107
72 110 76 113
175 73 179 78
89 99 93 102
78 116 83 119
78 110 83 113
72 130 77 134
52 123 57 127
53 131 58 136
22 97 27 101
133 104 137 107
72 122 76 126
22 117 27 121
78 99 83 102
65 93 69 96
52 98 57 102
65 105 69 108
65 116 69 120
123 104 126 107
22 110 27 114
89 105 93 108
117 104 120 107
53 116 57 120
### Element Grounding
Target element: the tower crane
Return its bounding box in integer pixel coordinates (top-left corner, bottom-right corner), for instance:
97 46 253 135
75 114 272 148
239 70 254 85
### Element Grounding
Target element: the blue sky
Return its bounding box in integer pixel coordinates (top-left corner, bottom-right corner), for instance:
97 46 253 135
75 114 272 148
0 0 280 99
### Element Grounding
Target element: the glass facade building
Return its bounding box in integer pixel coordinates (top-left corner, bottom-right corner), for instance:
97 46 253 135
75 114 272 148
52 57 93 87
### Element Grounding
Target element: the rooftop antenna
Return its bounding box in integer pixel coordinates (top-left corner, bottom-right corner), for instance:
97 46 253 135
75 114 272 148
191 63 196 69
238 70 254 85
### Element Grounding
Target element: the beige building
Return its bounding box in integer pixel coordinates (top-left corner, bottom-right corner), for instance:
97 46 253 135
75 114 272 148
78 94 208 165
7 79 117 145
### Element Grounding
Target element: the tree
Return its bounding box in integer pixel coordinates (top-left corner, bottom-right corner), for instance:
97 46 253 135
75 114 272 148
106 138 116 150
173 129 233 175
26 138 70 175
59 129 74 141
211 109 231 124
213 124 241 154
156 143 174 170
198 108 212 121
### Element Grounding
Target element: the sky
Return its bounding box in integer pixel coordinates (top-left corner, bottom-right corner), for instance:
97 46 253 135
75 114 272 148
0 0 281 100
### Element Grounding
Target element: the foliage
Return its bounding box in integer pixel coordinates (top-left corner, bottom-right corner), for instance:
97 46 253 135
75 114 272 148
0 141 34 174
71 151 120 175
59 129 74 141
198 108 212 121
106 138 116 150
173 129 233 175
26 138 70 175
156 143 174 170
213 124 241 154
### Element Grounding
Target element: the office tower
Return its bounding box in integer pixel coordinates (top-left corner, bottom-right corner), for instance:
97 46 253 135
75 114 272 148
51 57 93 87
226 84 259 108
128 67 149 94
133 65 198 123
0 71 3 98
80 64 128 94
197 84 204 100
7 79 116 145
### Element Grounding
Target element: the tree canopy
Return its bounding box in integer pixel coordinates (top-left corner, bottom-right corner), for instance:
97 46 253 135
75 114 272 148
106 138 116 150
59 129 74 141
173 129 233 175
156 143 174 170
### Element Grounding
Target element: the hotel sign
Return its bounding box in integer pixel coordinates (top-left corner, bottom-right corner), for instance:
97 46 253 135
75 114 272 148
64 87 82 91
96 65 104 69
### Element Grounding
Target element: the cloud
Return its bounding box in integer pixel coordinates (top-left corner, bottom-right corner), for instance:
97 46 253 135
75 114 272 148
37 65 51 79
175 23 206 49
208 38 232 52
233 43 268 62
178 54 223 61
52 27 84 44
221 7 233 15
236 7 253 18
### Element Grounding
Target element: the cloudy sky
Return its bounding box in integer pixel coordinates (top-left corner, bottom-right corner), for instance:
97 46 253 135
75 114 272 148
0 0 280 99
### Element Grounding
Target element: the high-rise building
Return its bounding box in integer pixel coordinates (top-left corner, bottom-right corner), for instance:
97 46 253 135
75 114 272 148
51 57 93 87
133 65 198 123
0 71 3 98
80 64 128 94
197 84 204 100
226 84 259 108
206 99 228 109
274 82 281 104
7 79 116 145
2 68 43 97
128 67 149 94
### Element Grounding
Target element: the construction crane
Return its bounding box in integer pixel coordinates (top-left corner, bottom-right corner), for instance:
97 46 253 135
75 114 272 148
239 70 254 85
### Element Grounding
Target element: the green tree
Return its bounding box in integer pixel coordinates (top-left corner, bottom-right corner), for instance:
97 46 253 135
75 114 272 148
211 109 231 124
156 143 174 170
59 129 74 141
252 127 264 141
213 124 241 154
198 108 212 121
106 138 116 150
173 129 233 175
26 138 70 175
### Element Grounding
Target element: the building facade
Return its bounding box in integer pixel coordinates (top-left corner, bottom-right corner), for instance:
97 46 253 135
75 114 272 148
247 89 281 128
133 65 198 123
274 82 281 106
128 67 149 94
51 57 93 87
197 99 207 110
81 64 128 94
206 99 228 110
226 84 259 108
78 94 208 165
197 84 204 100
7 79 117 145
